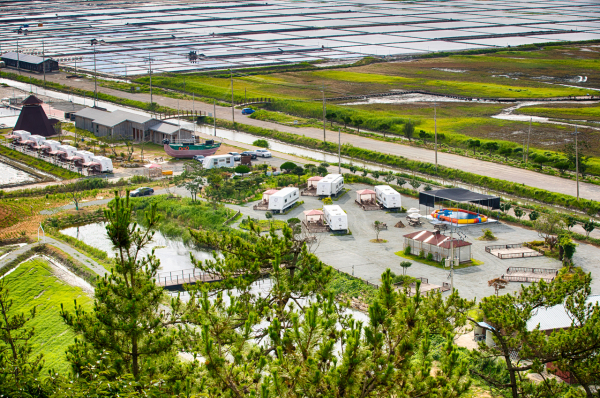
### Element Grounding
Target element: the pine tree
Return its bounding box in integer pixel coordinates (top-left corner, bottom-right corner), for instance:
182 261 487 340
183 221 474 397
0 278 46 396
61 193 188 393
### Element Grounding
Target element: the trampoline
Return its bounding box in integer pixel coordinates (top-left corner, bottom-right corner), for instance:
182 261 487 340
431 208 487 224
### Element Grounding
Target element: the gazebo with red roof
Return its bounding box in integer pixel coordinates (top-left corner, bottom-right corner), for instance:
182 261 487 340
307 176 323 189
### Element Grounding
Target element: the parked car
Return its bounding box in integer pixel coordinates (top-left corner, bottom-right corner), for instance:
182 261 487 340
241 150 257 159
241 108 255 115
130 187 154 197
193 155 205 162
228 152 241 161
255 149 272 158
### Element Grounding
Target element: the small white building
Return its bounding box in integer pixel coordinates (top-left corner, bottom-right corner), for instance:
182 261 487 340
375 185 402 209
268 187 300 212
317 174 344 196
323 205 348 231
202 154 235 169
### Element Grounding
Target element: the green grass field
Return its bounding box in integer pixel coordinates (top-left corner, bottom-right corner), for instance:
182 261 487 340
2 258 92 374
516 103 600 121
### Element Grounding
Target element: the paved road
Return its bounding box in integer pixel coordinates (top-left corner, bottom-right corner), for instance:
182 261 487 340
14 71 600 202
0 237 108 276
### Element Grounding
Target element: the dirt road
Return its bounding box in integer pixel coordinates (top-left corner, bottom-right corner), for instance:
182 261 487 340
13 70 600 201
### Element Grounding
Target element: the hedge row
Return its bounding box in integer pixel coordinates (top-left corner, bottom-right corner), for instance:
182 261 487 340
218 119 598 213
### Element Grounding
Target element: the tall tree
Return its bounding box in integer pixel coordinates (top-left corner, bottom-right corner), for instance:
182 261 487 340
403 120 414 141
61 193 188 393
0 279 46 396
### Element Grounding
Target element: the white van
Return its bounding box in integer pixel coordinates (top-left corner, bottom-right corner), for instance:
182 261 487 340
203 154 235 169
317 174 344 196
323 205 348 231
268 187 299 212
374 185 402 209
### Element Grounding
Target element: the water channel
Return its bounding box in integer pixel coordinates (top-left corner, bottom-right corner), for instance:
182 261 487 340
60 222 214 273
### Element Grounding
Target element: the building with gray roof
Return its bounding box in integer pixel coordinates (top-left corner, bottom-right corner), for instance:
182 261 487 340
74 107 192 143
1 52 58 73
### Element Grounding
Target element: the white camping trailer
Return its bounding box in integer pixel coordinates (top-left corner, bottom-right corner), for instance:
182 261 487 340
57 145 77 158
203 154 235 169
374 185 402 209
28 135 46 147
323 205 348 231
92 156 113 173
42 140 61 152
268 187 299 212
13 130 31 142
316 174 344 196
75 150 95 163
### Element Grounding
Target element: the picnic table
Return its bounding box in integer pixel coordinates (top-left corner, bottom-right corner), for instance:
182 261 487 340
434 223 448 231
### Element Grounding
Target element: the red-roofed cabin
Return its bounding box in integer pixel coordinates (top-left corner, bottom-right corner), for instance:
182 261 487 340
403 230 472 263
261 189 279 205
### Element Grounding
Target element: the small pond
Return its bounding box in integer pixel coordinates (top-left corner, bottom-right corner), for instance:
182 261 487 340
60 222 214 273
0 162 38 186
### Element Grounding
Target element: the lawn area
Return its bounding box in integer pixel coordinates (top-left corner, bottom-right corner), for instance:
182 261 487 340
395 250 483 269
2 258 92 374
239 219 287 231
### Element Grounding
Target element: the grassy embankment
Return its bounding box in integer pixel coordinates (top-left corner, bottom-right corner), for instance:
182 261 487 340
3 258 92 374
0 145 81 180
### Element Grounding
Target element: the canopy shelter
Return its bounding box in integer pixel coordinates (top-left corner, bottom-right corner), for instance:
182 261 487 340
419 188 500 210
307 176 323 189
356 189 376 203
303 209 324 223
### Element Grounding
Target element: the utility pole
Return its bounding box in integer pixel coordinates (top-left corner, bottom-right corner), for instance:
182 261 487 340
214 99 217 136
17 40 20 75
526 117 531 163
338 128 341 174
91 39 97 107
42 40 46 88
322 85 326 142
148 54 153 106
245 87 247 103
230 69 234 124
575 123 580 200
434 101 438 172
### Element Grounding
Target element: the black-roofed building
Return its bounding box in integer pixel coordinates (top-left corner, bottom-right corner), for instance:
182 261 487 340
14 95 59 137
1 52 58 73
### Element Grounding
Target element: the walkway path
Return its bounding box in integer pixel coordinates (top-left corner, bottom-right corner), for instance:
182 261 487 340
13 71 600 202
0 237 108 276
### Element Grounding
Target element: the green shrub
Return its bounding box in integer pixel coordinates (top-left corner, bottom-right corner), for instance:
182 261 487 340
253 139 269 148
404 246 411 255
322 197 333 205
419 249 425 259
265 211 273 219
426 253 433 261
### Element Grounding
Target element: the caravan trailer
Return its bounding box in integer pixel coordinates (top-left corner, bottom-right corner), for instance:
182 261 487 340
57 145 77 158
42 140 61 153
374 185 402 209
75 150 95 163
92 156 113 173
202 154 235 169
268 187 299 212
316 174 344 196
323 205 348 231
12 130 31 143
28 135 46 147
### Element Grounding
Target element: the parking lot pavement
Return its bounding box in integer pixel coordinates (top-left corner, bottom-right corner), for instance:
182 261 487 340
230 183 600 300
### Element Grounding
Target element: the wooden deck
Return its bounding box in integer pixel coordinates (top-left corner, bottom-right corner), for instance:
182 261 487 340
355 199 380 211
303 220 330 233
253 201 269 210
301 188 318 196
